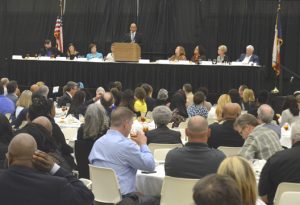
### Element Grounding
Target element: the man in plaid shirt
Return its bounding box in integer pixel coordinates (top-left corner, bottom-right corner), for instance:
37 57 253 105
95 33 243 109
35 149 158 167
234 113 283 160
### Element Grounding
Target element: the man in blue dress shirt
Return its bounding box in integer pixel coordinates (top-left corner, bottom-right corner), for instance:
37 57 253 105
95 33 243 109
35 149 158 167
0 83 15 116
89 107 158 205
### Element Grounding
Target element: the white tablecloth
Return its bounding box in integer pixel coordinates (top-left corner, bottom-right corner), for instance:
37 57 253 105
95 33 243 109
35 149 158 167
136 165 165 196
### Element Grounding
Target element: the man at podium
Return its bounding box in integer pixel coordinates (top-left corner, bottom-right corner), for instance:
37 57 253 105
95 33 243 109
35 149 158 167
123 23 143 46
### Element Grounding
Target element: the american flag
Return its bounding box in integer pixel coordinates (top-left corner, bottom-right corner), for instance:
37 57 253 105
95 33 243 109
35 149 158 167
54 16 64 53
272 0 283 76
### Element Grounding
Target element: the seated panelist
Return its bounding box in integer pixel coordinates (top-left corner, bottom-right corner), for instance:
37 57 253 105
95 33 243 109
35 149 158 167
238 45 260 65
169 46 187 61
39 39 61 57
86 43 103 60
217 45 229 63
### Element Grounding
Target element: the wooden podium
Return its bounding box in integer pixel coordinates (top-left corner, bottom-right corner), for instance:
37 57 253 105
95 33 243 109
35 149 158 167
113 43 141 62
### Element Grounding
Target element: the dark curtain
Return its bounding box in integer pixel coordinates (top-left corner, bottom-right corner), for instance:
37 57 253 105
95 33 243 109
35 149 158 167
1 0 300 93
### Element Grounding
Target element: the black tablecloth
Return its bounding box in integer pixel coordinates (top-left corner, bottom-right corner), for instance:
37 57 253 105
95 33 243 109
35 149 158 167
1 60 265 93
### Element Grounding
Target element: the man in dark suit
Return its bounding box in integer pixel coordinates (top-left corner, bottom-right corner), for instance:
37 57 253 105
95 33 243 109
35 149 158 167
146 106 182 144
57 81 79 107
165 116 225 178
238 45 260 65
39 39 61 57
0 133 94 205
123 23 143 46
208 103 244 148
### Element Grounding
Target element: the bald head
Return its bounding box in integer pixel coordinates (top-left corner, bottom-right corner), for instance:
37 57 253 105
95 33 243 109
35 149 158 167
7 133 37 167
32 116 53 135
186 116 209 140
222 103 241 120
30 84 39 93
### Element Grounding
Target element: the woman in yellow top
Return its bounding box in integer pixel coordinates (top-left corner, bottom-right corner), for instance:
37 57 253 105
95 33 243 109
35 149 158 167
134 87 147 114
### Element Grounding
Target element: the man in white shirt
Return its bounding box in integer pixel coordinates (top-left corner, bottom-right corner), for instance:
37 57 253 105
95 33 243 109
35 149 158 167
238 45 260 65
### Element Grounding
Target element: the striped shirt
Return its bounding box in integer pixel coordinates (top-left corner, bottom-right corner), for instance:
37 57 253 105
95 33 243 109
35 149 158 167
238 125 283 160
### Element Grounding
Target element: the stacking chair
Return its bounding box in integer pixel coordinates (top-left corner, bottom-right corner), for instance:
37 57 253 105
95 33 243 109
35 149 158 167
89 165 122 204
217 146 241 157
148 143 182 153
274 182 300 205
79 178 92 190
160 176 199 205
153 148 172 162
278 192 300 205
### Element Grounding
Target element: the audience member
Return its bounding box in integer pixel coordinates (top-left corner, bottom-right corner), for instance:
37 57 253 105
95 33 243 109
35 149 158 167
187 91 208 118
242 88 256 111
77 104 108 142
30 84 39 93
100 92 114 118
6 80 19 105
156 88 169 106
0 77 9 95
217 45 229 63
259 120 300 204
35 85 49 98
191 45 207 63
197 86 212 111
234 114 283 160
238 45 260 65
15 90 32 118
0 114 13 169
110 81 122 91
0 83 15 116
280 95 300 126
28 95 76 170
110 87 122 107
57 81 79 107
141 83 156 111
134 87 147 114
95 86 105 104
145 106 181 144
257 104 281 138
86 43 103 60
170 91 188 128
169 46 187 61
67 90 98 119
0 133 94 205
229 88 243 108
248 90 270 117
119 89 135 113
193 174 242 205
208 103 244 148
165 116 225 178
218 156 266 205
89 107 158 205
183 83 194 107
239 85 248 98
208 94 231 122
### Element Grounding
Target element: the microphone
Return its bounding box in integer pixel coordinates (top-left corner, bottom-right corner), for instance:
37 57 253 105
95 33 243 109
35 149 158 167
290 76 294 83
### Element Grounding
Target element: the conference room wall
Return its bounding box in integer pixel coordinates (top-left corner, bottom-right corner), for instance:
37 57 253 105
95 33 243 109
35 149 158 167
0 0 300 93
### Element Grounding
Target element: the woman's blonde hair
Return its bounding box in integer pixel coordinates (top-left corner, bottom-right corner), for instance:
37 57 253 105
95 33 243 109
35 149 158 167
16 90 32 108
217 156 257 205
215 94 231 121
218 45 228 53
243 88 255 103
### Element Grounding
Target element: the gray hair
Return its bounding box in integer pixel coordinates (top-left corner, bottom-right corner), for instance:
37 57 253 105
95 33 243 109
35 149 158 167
187 116 208 134
157 89 168 100
83 103 108 139
152 106 172 126
246 45 254 51
36 85 49 98
291 120 300 143
257 104 274 124
96 87 105 94
234 113 259 128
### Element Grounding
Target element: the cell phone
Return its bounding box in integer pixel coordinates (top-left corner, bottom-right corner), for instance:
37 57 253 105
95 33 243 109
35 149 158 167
141 171 157 174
